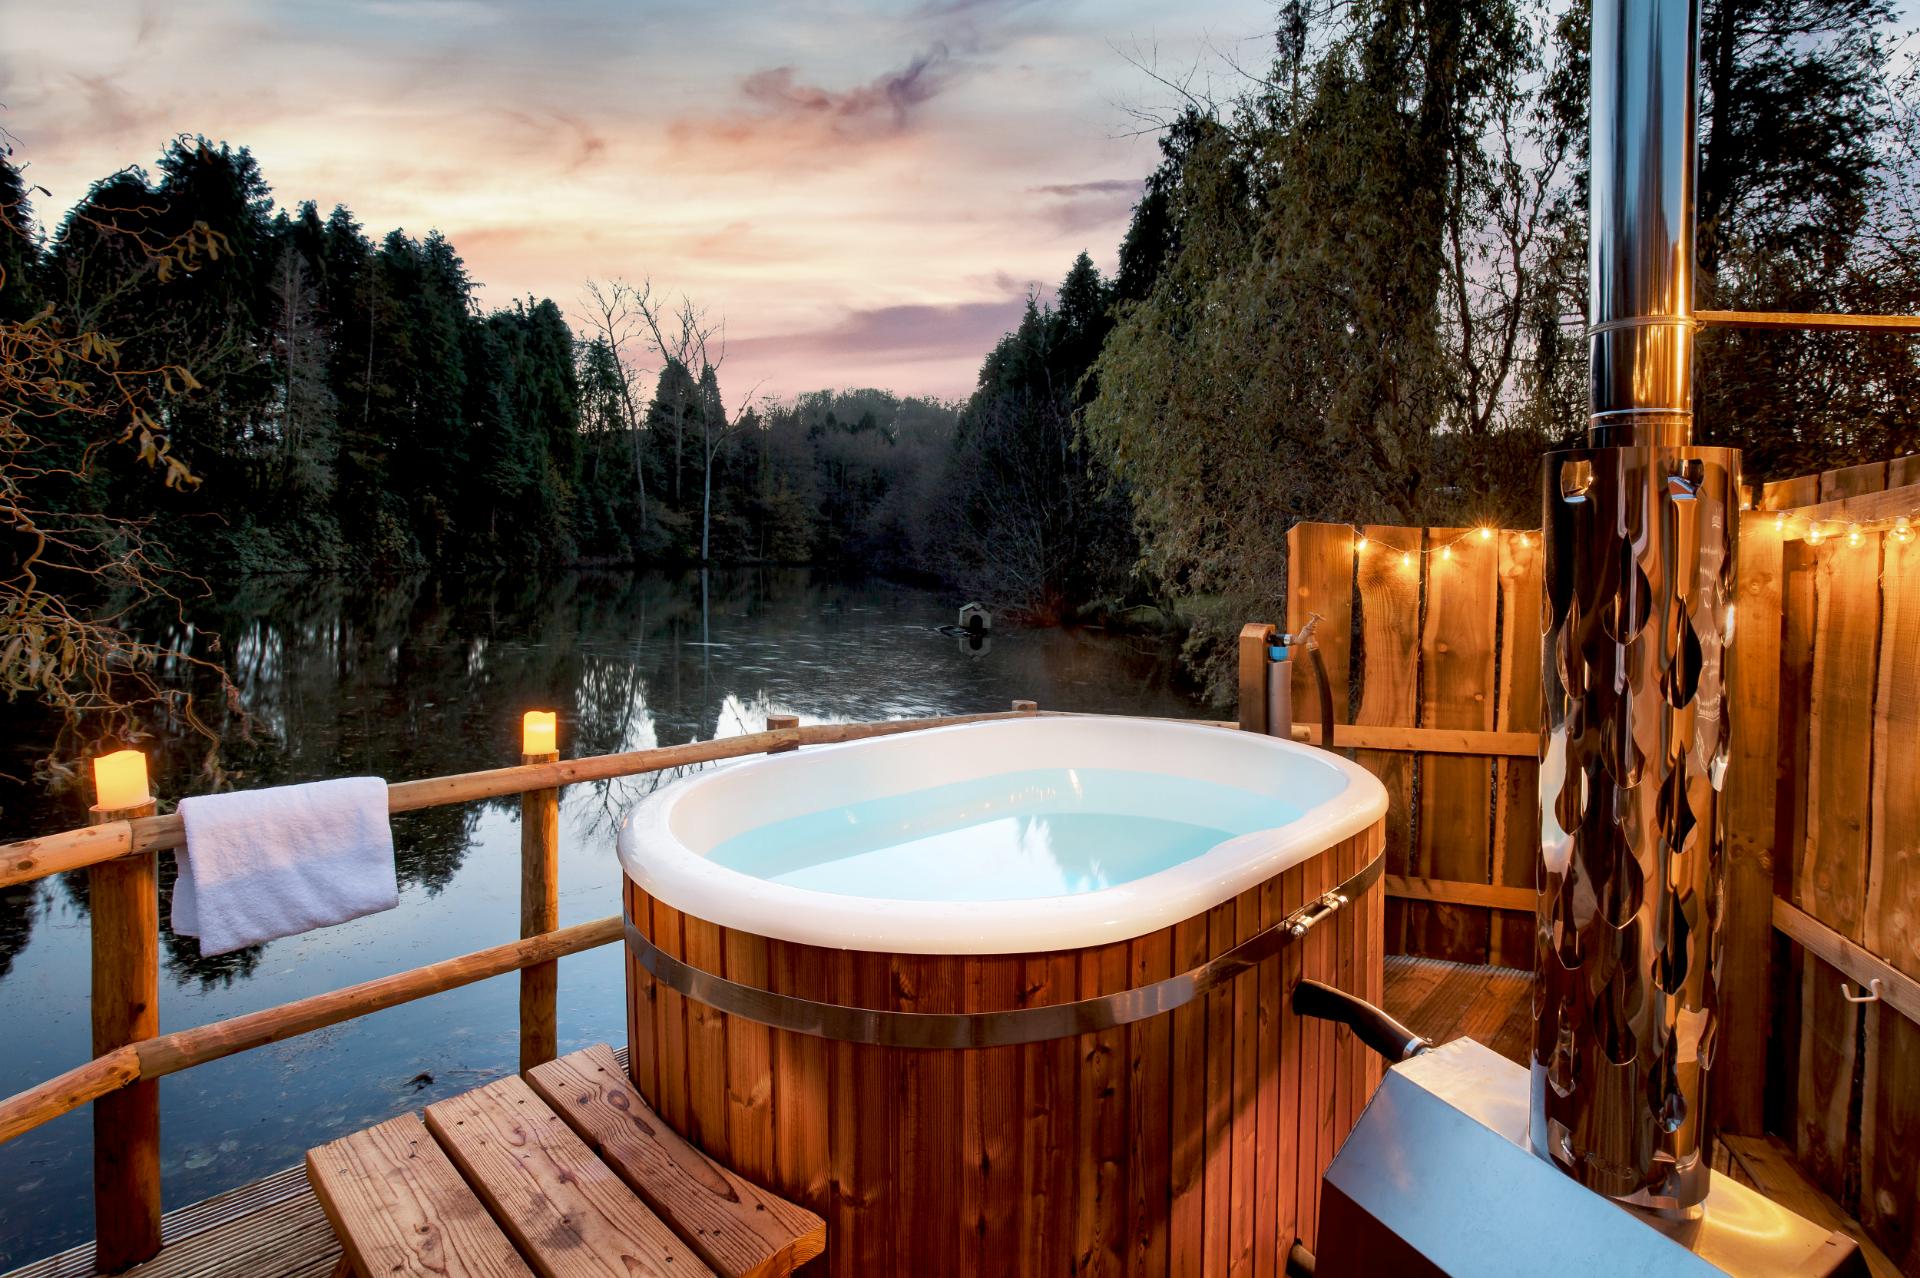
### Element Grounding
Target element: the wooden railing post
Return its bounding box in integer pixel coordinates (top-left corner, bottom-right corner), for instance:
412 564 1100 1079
767 713 799 753
1237 624 1277 734
88 795 160 1273
519 734 561 1074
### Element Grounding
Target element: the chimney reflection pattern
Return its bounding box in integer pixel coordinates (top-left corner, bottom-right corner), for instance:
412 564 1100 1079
1533 443 1739 1210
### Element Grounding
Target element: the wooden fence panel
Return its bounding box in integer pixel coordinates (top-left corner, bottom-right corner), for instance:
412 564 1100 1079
1719 514 1784 1135
1352 526 1423 952
1865 523 1920 982
1285 523 1355 730
1755 455 1920 1262
1799 536 1882 944
1490 532 1544 969
1412 529 1499 963
1282 523 1526 964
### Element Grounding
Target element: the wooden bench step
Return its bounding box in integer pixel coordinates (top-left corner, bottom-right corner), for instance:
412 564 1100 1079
306 1114 532 1278
425 1074 713 1278
527 1044 825 1278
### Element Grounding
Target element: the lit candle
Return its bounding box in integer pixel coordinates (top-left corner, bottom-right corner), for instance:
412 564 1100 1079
92 749 151 811
522 710 557 756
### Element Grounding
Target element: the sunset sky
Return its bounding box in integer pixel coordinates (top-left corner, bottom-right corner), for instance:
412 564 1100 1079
3 0 1270 401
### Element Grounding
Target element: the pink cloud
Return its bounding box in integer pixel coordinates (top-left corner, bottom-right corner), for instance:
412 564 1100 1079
1027 178 1142 234
664 45 958 169
718 294 1036 398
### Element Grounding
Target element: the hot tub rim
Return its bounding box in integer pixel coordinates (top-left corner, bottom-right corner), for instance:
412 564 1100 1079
617 715 1389 956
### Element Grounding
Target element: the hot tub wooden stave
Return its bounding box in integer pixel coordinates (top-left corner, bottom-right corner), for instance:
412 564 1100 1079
623 818 1386 1277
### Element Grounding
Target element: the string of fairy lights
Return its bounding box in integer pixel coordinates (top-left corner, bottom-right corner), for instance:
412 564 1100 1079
1348 523 1537 570
1769 509 1915 547
1342 498 1916 569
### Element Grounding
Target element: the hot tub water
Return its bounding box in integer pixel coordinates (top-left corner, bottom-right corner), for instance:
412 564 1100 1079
706 766 1302 901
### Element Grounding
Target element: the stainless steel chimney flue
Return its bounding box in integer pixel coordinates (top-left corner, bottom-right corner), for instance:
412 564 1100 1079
1533 0 1740 1211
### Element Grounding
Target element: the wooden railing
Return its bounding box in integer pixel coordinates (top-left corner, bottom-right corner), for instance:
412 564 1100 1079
0 704 1038 1273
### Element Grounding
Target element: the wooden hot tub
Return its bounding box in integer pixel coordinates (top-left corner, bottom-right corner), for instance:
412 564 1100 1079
617 717 1387 1274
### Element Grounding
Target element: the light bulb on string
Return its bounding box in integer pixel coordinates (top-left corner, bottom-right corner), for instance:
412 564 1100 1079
1894 516 1914 544
1399 551 1413 569
1441 545 1454 562
1808 523 1826 547
1478 527 1493 542
1356 533 1369 552
1846 524 1865 549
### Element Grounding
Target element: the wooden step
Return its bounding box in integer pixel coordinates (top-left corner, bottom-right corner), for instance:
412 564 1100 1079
527 1044 825 1278
306 1114 531 1278
424 1074 713 1278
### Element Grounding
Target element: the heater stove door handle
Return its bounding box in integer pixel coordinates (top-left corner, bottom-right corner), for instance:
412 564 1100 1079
1291 978 1431 1063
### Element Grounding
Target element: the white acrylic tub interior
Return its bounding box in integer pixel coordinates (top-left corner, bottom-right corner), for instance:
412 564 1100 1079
617 715 1388 954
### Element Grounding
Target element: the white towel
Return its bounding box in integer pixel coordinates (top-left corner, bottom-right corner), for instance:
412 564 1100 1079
172 777 398 956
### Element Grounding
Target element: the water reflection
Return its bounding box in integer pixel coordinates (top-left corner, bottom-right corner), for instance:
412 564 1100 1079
0 568 1203 1266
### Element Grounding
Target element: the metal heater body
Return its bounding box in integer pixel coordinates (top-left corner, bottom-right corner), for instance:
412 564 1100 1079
1320 1042 1865 1276
1532 0 1739 1210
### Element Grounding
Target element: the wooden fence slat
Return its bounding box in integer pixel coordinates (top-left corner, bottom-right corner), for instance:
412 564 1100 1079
1285 525 1355 729
1862 1007 1920 1271
1721 513 1785 1135
1490 530 1543 968
1793 953 1860 1200
1889 452 1920 489
1864 525 1919 983
1412 528 1499 964
1800 536 1883 942
1819 460 1889 501
1353 526 1423 953
1761 472 1825 511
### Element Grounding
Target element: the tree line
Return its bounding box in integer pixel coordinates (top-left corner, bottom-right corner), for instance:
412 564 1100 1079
1073 0 1920 694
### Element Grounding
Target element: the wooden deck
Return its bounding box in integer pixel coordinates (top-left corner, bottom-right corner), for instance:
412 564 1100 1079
2 958 1894 1278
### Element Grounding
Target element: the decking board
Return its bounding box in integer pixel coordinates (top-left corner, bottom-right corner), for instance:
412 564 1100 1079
423 1074 711 1278
525 1043 823 1278
306 1114 531 1278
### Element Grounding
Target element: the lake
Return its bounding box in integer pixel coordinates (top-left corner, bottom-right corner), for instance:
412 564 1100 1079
0 568 1207 1267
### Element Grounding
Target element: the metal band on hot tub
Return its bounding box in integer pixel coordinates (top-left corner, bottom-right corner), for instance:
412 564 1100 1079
626 849 1383 1050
